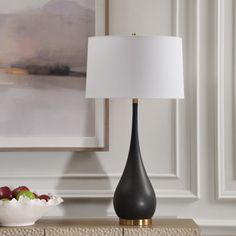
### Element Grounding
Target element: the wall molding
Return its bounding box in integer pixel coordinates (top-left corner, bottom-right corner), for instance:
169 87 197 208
0 173 178 179
173 0 180 178
192 0 200 199
216 0 227 200
40 189 198 199
172 0 200 199
0 173 197 199
216 0 236 199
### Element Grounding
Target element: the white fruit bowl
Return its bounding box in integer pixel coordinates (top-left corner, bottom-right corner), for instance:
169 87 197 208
0 196 63 227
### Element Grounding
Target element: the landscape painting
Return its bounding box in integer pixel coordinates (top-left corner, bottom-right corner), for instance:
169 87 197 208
0 0 107 150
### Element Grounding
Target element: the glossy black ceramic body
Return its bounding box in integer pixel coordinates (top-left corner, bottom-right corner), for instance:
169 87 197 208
113 102 156 220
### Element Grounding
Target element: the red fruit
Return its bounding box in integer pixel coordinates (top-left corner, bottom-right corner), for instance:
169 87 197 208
12 186 29 198
0 186 12 199
39 195 50 202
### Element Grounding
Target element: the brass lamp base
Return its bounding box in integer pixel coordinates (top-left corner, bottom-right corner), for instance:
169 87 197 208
119 219 152 226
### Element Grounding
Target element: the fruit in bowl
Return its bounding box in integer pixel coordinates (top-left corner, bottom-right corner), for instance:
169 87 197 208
16 190 36 200
0 185 63 227
12 186 29 198
38 194 51 202
0 186 12 199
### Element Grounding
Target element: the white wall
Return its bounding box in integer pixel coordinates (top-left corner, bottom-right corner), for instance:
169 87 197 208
0 0 236 235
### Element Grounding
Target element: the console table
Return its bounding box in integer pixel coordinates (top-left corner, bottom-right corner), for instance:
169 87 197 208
0 219 201 236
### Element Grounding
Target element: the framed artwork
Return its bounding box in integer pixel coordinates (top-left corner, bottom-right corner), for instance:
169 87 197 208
0 0 109 151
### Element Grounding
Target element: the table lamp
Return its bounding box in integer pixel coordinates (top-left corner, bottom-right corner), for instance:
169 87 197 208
86 35 184 226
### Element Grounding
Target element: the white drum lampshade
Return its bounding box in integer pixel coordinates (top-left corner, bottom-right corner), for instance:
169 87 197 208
86 35 184 99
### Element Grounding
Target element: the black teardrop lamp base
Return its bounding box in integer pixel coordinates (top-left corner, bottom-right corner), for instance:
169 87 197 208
113 99 156 227
119 219 152 226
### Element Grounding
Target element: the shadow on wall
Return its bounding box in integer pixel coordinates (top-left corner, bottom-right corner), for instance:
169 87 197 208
56 152 112 218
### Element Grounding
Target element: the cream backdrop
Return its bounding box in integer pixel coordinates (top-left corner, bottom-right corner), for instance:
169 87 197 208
0 0 236 235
